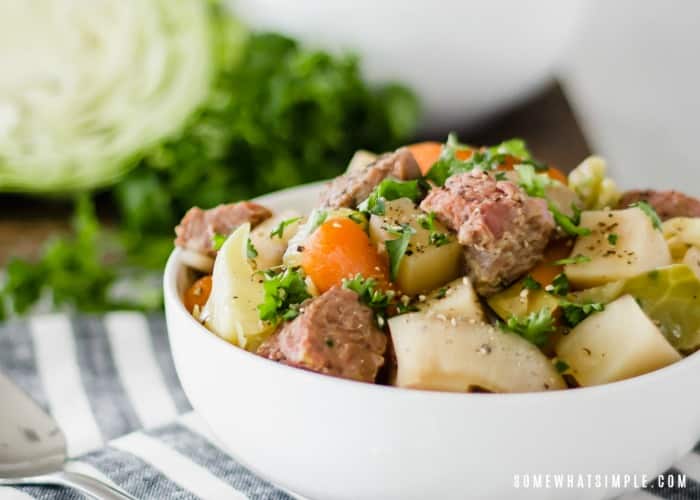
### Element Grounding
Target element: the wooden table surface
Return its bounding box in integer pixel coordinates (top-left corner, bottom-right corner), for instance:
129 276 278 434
0 81 590 265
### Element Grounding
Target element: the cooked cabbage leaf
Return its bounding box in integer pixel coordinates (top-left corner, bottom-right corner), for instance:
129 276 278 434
572 264 700 352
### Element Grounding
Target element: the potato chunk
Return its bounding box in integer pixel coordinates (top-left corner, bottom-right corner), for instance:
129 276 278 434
662 217 700 259
555 295 680 386
565 207 671 288
417 277 483 321
249 210 302 270
389 313 565 393
369 198 462 295
203 224 274 350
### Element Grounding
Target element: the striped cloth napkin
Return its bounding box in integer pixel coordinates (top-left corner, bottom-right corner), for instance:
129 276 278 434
0 312 292 500
1 312 699 500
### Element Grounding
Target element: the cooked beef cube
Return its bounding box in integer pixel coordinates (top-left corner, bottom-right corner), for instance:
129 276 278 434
420 170 555 295
257 287 387 383
174 201 271 257
618 189 700 221
319 147 421 209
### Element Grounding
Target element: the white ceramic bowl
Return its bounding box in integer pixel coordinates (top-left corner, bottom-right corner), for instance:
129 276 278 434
164 183 700 500
226 0 587 129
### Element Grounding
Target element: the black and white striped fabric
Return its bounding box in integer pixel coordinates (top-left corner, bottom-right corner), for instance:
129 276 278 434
0 313 292 500
1 313 699 500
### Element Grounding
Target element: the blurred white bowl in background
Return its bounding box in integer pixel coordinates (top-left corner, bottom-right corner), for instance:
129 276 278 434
228 0 586 130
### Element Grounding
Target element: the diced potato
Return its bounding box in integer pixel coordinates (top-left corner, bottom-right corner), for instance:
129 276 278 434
487 278 561 321
417 277 483 321
202 223 274 350
565 207 671 288
662 217 700 259
683 246 700 279
389 313 566 393
249 210 302 270
555 295 681 386
346 150 377 172
369 198 462 295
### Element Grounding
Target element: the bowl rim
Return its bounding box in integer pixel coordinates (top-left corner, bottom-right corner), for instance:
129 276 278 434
163 182 700 402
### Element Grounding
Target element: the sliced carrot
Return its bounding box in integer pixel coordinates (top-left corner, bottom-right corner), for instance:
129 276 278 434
408 141 472 175
545 166 568 185
184 275 212 313
529 240 574 286
301 218 389 293
496 159 568 185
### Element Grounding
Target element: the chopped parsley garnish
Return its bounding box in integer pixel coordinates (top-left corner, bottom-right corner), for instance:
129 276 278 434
358 178 423 215
270 216 302 239
425 133 545 186
501 307 556 347
630 201 662 231
607 233 618 245
342 274 395 327
418 211 437 231
307 210 328 233
385 224 416 281
418 211 450 247
246 238 258 260
513 163 590 237
418 213 448 245
258 267 311 323
553 254 592 266
522 275 542 290
549 203 591 237
211 233 227 251
435 287 448 299
494 171 507 181
559 300 605 327
429 232 450 247
554 359 570 374
546 273 570 296
515 164 552 198
347 212 366 225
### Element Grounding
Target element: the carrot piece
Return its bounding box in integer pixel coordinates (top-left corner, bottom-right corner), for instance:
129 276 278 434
184 275 212 313
545 166 568 185
493 154 568 185
408 141 472 175
529 240 574 286
301 218 389 293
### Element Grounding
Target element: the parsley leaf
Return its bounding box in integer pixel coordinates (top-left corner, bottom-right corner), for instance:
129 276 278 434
559 300 605 327
546 273 570 296
385 224 416 281
608 233 618 245
258 268 311 323
429 232 450 247
553 254 592 266
425 134 545 186
522 275 542 290
342 274 395 327
501 307 556 347
554 359 570 374
549 203 592 237
307 210 328 233
630 201 662 231
359 178 423 215
515 164 552 198
418 212 450 247
211 233 227 251
246 238 258 259
270 216 302 239
494 171 507 181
